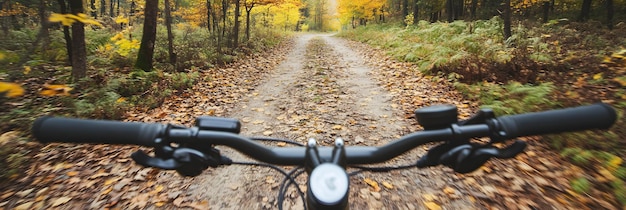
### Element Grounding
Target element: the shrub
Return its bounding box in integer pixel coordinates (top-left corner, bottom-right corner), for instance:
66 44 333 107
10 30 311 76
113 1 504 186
454 81 557 115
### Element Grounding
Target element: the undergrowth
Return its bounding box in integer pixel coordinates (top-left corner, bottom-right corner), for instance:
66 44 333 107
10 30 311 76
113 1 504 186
339 20 626 207
0 24 286 179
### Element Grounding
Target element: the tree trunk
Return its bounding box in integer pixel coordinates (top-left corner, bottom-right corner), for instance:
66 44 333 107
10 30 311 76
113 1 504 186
606 0 613 29
542 1 549 23
455 0 463 19
90 0 97 18
446 0 454 22
207 0 212 31
57 0 73 65
222 0 228 45
100 0 106 17
578 0 592 21
68 0 87 81
402 0 408 25
502 0 511 40
135 0 158 71
413 0 419 24
164 0 176 66
233 0 241 48
470 0 477 19
245 5 253 41
21 0 50 64
0 2 7 35
110 0 114 17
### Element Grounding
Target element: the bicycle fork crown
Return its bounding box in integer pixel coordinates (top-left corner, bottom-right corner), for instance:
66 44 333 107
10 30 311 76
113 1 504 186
306 138 350 210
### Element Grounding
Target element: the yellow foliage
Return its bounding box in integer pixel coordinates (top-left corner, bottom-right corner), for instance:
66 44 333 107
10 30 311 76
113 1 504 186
49 13 75 26
114 39 140 56
0 82 25 98
593 73 603 80
39 84 73 97
116 97 127 103
111 33 124 41
0 51 5 60
49 13 102 27
607 156 623 172
23 66 31 75
115 15 129 24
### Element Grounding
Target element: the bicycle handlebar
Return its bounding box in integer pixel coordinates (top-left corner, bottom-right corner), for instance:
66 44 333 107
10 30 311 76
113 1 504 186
33 103 616 164
30 103 617 210
33 117 166 147
497 103 616 138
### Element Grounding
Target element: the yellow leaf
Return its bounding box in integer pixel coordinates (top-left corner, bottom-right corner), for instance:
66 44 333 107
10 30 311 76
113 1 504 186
115 15 129 24
0 51 5 60
49 13 75 26
116 97 126 103
104 177 119 186
443 186 456 195
111 33 124 41
382 181 394 189
23 66 31 75
66 171 79 176
154 185 164 193
276 142 287 147
593 73 603 80
101 187 113 195
424 201 442 210
332 125 343 130
0 82 25 98
422 193 436 201
155 202 166 207
607 156 623 172
40 84 72 96
363 178 381 192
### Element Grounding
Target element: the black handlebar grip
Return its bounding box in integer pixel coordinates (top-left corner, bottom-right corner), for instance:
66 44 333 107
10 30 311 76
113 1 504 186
497 103 617 139
32 117 165 147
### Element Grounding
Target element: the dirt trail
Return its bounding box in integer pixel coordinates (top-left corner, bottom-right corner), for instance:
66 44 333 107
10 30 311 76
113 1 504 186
179 34 480 209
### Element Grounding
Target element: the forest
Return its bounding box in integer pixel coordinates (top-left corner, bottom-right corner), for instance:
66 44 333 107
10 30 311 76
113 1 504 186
1 0 625 209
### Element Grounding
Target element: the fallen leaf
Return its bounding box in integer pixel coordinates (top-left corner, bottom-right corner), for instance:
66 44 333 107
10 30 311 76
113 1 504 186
67 171 79 176
363 178 381 192
424 201 442 210
51 197 72 207
382 181 394 189
443 186 456 195
101 187 113 195
185 200 211 210
14 201 34 210
104 177 121 186
262 131 273 135
173 197 185 207
16 189 34 197
0 131 20 146
422 193 436 202
277 142 287 147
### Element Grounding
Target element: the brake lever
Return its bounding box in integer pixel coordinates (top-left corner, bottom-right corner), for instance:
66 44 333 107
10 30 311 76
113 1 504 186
130 146 233 177
417 140 527 173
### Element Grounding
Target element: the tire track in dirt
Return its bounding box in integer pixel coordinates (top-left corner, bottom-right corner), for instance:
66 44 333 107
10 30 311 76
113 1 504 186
184 34 319 209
